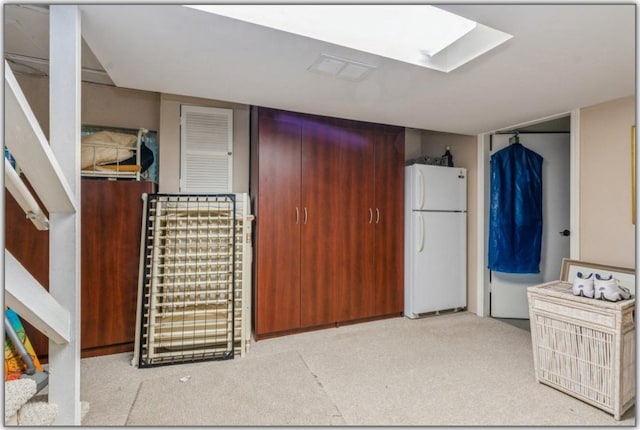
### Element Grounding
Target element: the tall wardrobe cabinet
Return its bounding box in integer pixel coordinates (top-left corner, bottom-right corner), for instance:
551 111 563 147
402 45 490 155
251 107 404 339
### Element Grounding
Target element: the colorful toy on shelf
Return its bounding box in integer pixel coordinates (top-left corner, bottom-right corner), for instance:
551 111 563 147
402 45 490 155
4 308 44 386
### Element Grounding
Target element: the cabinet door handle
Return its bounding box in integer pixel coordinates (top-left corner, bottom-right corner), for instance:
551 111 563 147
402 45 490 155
304 207 308 224
296 207 299 224
369 208 373 224
375 208 380 224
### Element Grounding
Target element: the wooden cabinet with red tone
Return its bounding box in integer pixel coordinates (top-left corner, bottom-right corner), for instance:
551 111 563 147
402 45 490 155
4 186 50 359
4 178 154 359
251 115 302 334
251 107 404 339
300 121 359 328
331 125 376 323
373 133 406 316
80 179 154 357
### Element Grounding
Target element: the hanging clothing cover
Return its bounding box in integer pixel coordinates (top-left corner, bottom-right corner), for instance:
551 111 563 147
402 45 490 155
488 142 543 273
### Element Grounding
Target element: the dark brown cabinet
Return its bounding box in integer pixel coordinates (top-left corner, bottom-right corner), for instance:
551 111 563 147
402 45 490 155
334 126 375 323
5 178 153 358
4 186 50 359
253 117 302 333
80 179 154 356
251 107 404 339
373 133 406 315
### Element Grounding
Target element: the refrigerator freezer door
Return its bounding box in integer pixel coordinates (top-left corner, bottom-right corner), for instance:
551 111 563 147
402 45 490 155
409 164 466 211
405 211 467 317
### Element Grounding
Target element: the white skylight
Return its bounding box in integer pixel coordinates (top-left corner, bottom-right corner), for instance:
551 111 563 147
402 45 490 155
185 5 512 73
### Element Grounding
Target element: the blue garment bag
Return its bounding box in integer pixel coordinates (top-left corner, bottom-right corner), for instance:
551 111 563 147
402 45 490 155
488 142 543 273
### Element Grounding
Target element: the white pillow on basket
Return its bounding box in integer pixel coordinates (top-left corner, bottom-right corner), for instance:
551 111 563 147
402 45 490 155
81 131 137 169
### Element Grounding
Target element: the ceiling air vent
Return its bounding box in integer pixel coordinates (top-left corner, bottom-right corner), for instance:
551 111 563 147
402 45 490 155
308 54 375 81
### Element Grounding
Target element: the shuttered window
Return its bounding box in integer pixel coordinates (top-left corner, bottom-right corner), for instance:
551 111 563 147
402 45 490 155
180 105 233 193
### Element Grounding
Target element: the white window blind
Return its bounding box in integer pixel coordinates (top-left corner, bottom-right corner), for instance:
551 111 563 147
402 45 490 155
180 105 233 193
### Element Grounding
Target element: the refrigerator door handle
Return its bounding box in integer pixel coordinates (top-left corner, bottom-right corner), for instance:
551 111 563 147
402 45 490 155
416 169 424 209
417 213 424 252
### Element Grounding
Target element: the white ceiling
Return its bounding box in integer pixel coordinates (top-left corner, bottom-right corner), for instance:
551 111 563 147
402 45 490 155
4 5 114 85
7 4 636 135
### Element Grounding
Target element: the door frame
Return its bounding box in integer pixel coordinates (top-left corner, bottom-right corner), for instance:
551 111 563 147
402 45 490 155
475 109 581 317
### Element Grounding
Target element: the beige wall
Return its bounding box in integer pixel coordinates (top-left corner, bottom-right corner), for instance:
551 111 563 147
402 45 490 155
14 75 50 136
580 96 635 268
82 83 160 131
418 131 479 314
14 74 160 138
159 93 250 193
404 128 422 161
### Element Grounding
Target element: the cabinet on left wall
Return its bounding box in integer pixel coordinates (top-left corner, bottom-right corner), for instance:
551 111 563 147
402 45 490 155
5 178 155 359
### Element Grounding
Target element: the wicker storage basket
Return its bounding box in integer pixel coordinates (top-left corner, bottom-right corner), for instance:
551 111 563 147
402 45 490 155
527 281 635 420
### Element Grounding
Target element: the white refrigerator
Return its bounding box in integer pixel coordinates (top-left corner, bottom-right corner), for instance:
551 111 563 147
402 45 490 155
404 164 467 318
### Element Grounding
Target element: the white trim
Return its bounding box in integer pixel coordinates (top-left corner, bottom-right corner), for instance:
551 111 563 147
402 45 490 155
4 251 70 344
475 133 490 317
48 6 82 425
477 111 577 320
570 109 581 259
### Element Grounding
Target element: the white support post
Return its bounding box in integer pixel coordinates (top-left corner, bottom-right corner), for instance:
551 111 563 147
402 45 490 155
48 5 82 425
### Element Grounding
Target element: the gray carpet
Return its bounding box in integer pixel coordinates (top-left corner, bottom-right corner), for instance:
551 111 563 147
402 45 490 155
80 312 635 426
126 352 343 425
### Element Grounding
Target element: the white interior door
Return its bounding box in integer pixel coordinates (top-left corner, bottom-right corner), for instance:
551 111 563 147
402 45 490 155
489 133 570 319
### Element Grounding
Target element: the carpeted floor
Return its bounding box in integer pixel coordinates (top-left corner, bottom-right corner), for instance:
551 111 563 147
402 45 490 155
126 352 343 425
80 312 635 426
